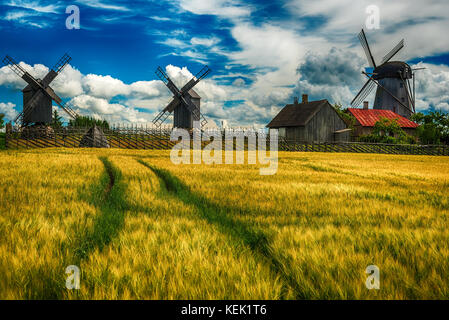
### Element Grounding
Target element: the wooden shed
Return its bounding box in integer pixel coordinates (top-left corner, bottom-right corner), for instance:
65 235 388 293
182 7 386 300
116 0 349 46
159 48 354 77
267 95 349 142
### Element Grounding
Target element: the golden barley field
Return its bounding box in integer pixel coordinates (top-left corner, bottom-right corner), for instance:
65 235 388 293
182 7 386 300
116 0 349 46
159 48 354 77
0 148 448 299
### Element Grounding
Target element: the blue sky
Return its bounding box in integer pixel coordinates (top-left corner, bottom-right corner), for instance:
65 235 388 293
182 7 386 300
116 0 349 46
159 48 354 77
1 0 449 127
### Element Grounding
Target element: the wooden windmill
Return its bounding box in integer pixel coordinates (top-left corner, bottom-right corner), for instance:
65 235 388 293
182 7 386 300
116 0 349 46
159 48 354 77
152 65 210 129
351 29 426 119
2 54 79 127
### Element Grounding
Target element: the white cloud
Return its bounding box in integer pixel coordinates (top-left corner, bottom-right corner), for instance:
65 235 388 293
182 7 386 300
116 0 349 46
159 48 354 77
150 16 172 21
3 0 59 28
232 78 245 86
413 62 449 112
165 65 227 101
70 95 149 123
6 0 60 13
287 0 449 60
0 102 18 121
83 74 131 99
76 0 130 12
294 47 366 105
179 0 251 18
52 65 84 97
191 37 220 47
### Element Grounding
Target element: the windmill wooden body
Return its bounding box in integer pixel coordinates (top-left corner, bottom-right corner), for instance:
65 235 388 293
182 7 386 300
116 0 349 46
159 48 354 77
2 54 79 127
152 65 210 129
351 30 423 119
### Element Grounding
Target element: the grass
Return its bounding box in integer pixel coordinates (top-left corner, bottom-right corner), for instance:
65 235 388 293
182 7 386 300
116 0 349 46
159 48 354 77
0 148 448 299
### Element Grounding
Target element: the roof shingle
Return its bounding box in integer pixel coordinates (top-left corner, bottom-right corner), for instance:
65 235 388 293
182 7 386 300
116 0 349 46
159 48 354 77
348 108 419 128
267 100 329 128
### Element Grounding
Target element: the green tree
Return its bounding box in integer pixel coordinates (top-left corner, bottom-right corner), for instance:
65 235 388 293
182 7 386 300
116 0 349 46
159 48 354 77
0 113 4 130
51 110 63 128
411 111 449 145
333 103 356 129
68 115 110 129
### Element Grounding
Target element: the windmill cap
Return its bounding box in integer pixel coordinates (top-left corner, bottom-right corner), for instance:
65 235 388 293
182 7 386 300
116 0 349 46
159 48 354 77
373 61 412 80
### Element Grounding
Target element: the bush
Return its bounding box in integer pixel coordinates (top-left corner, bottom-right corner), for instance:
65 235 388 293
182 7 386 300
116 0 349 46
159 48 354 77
411 111 449 145
358 117 416 144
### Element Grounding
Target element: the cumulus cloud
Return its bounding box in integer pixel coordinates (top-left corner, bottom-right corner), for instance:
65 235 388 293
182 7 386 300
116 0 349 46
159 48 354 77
413 62 449 112
232 78 245 86
294 47 366 105
52 65 84 97
83 74 131 99
0 60 161 124
298 48 365 87
287 0 449 60
70 95 148 123
0 102 18 121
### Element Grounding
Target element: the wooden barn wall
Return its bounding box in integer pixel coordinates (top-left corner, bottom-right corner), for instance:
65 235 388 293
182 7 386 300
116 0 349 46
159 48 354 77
285 104 347 142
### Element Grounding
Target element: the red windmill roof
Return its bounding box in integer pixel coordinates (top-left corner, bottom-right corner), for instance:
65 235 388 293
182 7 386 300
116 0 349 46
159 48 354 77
347 108 419 128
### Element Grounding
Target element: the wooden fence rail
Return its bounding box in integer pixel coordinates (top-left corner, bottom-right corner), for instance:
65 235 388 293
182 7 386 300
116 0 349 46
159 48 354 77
5 128 449 156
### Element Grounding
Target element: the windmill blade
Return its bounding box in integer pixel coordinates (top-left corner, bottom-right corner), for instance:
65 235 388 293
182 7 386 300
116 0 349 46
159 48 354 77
358 30 376 68
54 100 79 120
43 86 63 105
381 39 404 64
152 98 180 127
14 112 24 126
2 55 27 78
199 112 208 128
52 53 72 74
152 109 171 127
180 66 211 94
351 79 376 107
41 71 58 88
41 54 72 87
155 66 182 97
41 84 78 119
3 55 42 90
165 97 180 113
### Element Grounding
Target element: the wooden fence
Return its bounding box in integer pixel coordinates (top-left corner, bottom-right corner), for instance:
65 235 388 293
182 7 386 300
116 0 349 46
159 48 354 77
4 127 449 156
278 140 449 156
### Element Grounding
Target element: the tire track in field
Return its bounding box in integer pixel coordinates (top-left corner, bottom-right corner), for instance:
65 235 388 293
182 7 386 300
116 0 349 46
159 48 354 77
22 156 126 299
73 156 127 262
138 160 304 299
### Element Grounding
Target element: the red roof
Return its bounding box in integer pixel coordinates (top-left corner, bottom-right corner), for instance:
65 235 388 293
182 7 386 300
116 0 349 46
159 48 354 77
347 108 419 128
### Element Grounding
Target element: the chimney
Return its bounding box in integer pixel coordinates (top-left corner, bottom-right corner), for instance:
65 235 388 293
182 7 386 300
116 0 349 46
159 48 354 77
363 101 369 110
293 96 299 104
302 94 308 104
